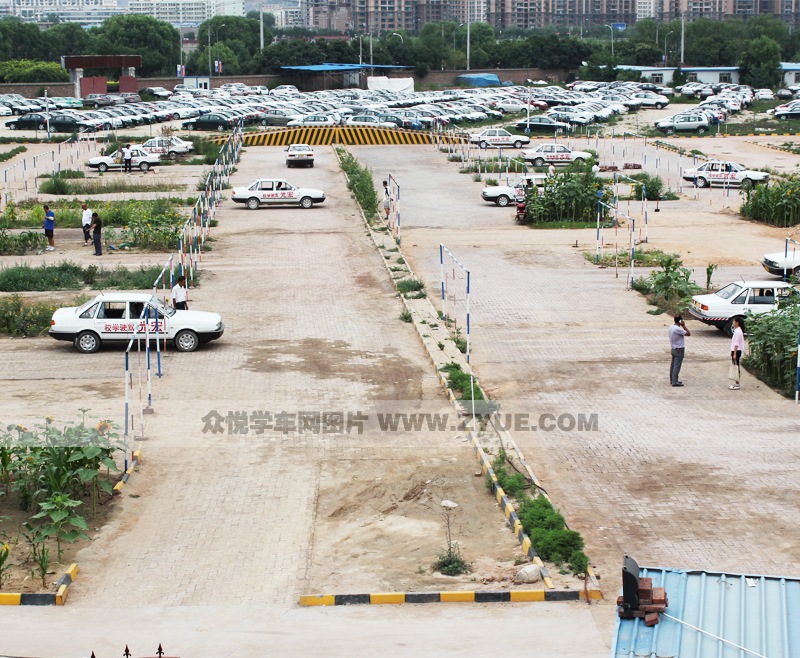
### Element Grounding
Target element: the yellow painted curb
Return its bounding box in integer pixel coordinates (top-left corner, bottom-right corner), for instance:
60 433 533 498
0 593 21 605
370 592 406 604
440 591 476 603
65 563 80 580
510 590 545 602
299 595 336 606
56 584 68 605
581 588 604 600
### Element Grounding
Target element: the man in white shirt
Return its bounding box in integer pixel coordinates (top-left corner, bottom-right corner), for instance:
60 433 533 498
81 202 93 246
171 275 188 310
122 144 133 174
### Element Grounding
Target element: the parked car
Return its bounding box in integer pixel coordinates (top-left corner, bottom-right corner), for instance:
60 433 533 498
285 144 315 168
86 146 161 172
689 281 796 335
182 113 239 131
521 143 591 166
515 116 573 135
270 85 299 95
82 94 116 108
262 109 302 126
682 161 769 189
345 115 396 128
287 114 338 127
469 128 530 149
5 112 51 130
231 179 326 209
655 113 711 135
774 106 800 121
754 89 775 101
139 136 194 160
49 293 224 353
141 87 174 99
480 173 548 206
761 251 800 278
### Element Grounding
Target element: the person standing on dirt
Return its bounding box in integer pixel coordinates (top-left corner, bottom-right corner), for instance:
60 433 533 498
89 212 102 256
43 204 55 251
668 314 690 387
81 202 93 246
172 275 188 310
729 317 745 390
122 144 133 174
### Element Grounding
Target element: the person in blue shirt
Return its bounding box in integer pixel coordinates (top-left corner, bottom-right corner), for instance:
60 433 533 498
43 204 55 251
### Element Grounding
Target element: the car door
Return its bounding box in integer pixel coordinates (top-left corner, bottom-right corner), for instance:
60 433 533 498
95 301 133 341
745 288 777 314
553 145 571 163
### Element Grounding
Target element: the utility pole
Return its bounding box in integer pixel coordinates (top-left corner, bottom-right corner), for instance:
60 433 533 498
207 24 212 77
466 0 471 71
260 7 264 50
680 12 685 66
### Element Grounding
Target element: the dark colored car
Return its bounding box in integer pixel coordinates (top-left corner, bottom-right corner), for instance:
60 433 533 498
5 112 51 130
182 113 239 131
82 94 116 108
515 116 573 135
775 107 800 121
47 114 97 132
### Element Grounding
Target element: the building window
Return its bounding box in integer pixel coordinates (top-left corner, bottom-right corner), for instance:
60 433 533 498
794 72 800 84
719 73 732 83
651 73 663 84
686 73 697 82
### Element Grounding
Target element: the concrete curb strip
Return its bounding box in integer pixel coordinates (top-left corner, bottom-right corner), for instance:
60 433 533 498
113 449 142 494
0 563 80 606
299 589 602 606
333 147 603 601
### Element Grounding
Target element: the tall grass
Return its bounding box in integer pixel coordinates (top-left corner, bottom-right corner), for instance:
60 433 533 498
38 178 176 195
1 199 193 229
744 297 800 397
740 178 800 227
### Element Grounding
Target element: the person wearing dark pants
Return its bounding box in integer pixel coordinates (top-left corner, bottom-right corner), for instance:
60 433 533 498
122 144 133 174
668 314 691 387
89 212 102 256
81 202 92 246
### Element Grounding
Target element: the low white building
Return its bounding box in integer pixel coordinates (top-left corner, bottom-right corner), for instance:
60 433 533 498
780 62 800 87
615 65 740 86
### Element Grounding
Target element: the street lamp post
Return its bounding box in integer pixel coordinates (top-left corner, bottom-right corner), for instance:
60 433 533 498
391 32 404 44
466 1 471 71
604 24 614 58
664 31 674 63
208 23 226 79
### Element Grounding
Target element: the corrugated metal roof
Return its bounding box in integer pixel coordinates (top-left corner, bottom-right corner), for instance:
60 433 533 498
281 63 410 72
781 62 800 72
612 566 800 658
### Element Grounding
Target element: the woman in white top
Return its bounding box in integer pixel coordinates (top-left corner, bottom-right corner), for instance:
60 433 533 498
729 317 745 390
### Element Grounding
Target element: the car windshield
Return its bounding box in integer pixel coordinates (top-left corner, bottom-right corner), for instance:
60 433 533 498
149 296 175 317
715 283 743 300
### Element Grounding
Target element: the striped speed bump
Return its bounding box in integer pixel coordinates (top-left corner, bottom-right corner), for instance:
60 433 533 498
113 449 142 494
300 589 600 606
207 126 467 147
0 563 79 606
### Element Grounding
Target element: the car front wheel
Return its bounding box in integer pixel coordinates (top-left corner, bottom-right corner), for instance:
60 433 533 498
741 178 754 191
513 140 522 149
696 177 709 188
479 141 488 149
496 195 510 207
217 124 226 131
168 151 178 161
696 127 707 135
655 103 664 109
723 317 743 338
246 197 261 210
174 329 199 352
76 331 101 354
300 196 314 209
533 157 545 167
139 162 150 172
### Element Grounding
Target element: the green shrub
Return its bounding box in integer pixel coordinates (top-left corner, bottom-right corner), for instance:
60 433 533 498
741 178 800 227
628 172 664 200
0 146 26 163
518 495 587 574
0 263 168 292
0 228 46 255
523 165 612 225
631 254 701 315
432 549 471 576
743 296 800 397
491 450 529 498
335 147 379 219
395 278 425 295
0 294 59 336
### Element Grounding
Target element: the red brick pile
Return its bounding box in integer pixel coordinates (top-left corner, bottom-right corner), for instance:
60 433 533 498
617 577 669 626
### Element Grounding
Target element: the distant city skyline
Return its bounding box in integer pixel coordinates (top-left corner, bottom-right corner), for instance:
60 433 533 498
0 0 796 30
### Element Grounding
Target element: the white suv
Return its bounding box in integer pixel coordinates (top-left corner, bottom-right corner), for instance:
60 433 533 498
480 173 547 206
689 280 796 335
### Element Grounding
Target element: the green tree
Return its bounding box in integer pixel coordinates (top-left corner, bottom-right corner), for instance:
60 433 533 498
43 23 91 59
739 35 782 88
0 19 46 61
89 15 179 77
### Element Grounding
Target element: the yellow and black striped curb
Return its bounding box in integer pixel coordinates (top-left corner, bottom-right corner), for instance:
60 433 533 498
206 126 466 147
656 131 800 138
300 589 599 606
652 140 708 161
0 563 79 606
113 449 142 494
747 140 800 155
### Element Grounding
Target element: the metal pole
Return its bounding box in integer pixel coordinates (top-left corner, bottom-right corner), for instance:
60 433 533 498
466 6 471 71
440 243 446 321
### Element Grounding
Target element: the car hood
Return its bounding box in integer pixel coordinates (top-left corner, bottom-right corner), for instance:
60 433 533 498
764 251 800 265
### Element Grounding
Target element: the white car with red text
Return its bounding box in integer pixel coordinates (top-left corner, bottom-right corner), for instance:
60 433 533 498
49 293 224 353
231 178 326 209
681 160 769 189
521 143 591 166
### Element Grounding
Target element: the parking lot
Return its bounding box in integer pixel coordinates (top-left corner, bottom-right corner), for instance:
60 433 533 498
1 125 799 654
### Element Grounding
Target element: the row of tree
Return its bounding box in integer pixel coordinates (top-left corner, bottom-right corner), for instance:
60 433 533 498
0 13 794 83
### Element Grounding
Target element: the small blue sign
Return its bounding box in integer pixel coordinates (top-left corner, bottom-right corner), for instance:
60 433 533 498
611 23 627 30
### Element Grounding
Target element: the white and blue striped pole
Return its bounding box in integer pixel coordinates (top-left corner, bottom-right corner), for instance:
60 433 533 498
123 351 130 471
795 322 800 404
465 269 471 364
144 306 153 412
440 243 446 321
